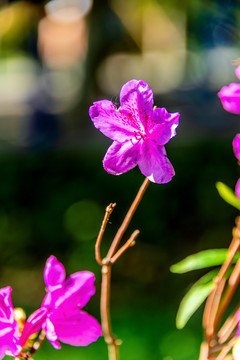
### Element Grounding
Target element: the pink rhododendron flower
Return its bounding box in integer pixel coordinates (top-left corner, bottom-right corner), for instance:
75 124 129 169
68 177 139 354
89 79 180 184
233 134 240 199
218 66 240 114
233 134 240 162
0 287 21 359
20 256 102 349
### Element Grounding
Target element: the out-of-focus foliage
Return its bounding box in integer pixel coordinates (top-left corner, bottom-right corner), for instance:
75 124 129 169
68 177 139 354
216 181 240 210
170 249 234 273
175 269 217 329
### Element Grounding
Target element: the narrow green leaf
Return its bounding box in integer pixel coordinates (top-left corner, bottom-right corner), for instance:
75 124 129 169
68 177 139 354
170 249 229 273
216 181 240 210
176 270 217 329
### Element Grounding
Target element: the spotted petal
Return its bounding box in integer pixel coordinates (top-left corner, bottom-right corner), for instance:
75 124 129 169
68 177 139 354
119 80 154 131
218 83 240 114
89 100 137 142
103 140 140 175
138 141 175 184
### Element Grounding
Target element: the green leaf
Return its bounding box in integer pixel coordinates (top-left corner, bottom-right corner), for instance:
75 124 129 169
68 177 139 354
216 181 240 210
170 249 229 273
176 270 217 329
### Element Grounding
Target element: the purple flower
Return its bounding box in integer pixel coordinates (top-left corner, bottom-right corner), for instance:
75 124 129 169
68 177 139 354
233 134 240 162
233 134 240 199
218 65 240 114
20 256 102 349
0 287 21 359
89 79 180 184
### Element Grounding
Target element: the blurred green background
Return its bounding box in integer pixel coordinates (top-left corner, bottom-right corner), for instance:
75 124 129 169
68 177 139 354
1 0 240 359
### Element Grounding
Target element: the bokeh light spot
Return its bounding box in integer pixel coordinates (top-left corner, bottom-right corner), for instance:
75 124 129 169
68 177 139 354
64 200 102 242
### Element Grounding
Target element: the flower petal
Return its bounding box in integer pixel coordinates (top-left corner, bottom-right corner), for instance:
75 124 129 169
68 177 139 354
119 80 153 131
89 100 136 142
49 309 102 347
233 133 240 161
151 108 180 145
48 271 96 311
43 318 61 349
0 287 14 322
103 140 140 175
0 287 21 358
44 256 66 291
20 307 48 347
235 65 240 80
236 178 240 200
138 140 175 184
218 83 240 114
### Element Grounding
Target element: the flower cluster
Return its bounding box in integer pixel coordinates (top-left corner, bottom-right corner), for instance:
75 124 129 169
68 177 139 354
0 256 102 359
218 66 240 199
89 79 180 184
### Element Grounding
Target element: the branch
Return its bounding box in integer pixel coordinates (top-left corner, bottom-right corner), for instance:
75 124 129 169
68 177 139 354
95 203 116 265
111 230 139 264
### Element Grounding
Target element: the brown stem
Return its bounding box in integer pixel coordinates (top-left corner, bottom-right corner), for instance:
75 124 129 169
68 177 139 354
203 236 240 339
201 217 240 359
96 203 116 265
97 177 151 360
111 230 139 264
205 278 226 342
107 178 150 259
101 263 120 360
216 336 238 360
217 309 239 345
215 259 240 331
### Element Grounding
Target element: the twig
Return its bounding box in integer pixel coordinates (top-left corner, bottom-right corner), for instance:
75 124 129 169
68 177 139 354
201 217 240 359
101 263 121 360
96 177 150 360
203 235 240 338
111 230 139 264
216 336 238 360
95 203 116 265
205 278 226 341
107 178 150 259
215 259 240 331
218 309 239 345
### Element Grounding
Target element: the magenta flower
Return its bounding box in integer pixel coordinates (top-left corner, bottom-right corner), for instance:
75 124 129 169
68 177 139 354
0 287 21 359
20 256 102 349
233 134 240 199
233 134 240 162
218 65 240 114
89 79 180 184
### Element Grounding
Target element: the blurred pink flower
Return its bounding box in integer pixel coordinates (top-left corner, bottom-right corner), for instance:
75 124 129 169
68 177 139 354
20 256 102 349
0 287 21 359
89 79 180 184
233 134 240 162
218 66 240 114
233 134 240 199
